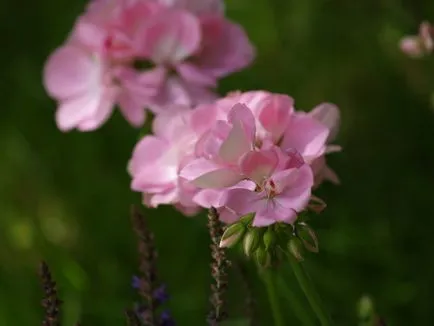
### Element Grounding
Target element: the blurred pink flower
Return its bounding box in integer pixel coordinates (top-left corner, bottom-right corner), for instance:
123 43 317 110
43 0 254 131
400 21 434 58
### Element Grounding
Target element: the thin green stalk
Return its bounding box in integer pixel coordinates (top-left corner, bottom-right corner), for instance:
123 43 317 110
275 273 316 326
288 254 334 326
262 268 285 326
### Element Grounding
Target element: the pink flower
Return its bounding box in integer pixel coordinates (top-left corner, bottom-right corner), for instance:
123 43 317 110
43 0 254 131
128 89 340 222
128 103 218 213
219 148 314 226
400 21 434 58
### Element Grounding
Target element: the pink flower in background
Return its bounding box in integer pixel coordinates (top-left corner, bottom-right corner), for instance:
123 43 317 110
43 0 254 131
400 21 434 58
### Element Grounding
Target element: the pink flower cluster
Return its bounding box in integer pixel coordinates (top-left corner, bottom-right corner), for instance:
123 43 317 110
43 0 254 131
400 21 434 58
128 91 341 226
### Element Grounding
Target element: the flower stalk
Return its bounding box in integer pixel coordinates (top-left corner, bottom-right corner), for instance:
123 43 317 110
262 268 285 326
207 207 230 325
39 261 63 326
287 253 334 326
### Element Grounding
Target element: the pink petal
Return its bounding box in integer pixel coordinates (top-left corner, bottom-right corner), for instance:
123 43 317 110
131 164 178 192
193 16 254 78
69 18 107 51
44 45 100 100
219 104 255 163
240 149 278 185
193 189 227 208
152 105 191 139
55 94 101 132
190 103 220 135
148 188 179 206
176 63 217 86
227 103 256 139
128 136 169 175
174 203 201 216
257 94 293 141
253 202 297 226
195 123 228 158
142 10 201 64
115 67 166 123
149 76 191 111
309 103 340 142
252 214 278 227
278 165 314 212
222 188 257 215
118 95 147 127
77 88 117 131
281 114 329 159
194 169 243 188
180 158 242 188
285 148 305 169
159 0 224 15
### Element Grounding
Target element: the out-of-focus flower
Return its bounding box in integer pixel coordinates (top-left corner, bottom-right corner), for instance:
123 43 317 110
43 0 254 131
400 21 434 58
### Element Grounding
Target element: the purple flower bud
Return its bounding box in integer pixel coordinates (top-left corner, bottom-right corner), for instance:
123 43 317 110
160 310 176 326
131 275 141 289
153 284 170 304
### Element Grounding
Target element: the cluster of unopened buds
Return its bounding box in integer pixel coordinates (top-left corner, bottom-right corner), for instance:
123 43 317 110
44 0 341 264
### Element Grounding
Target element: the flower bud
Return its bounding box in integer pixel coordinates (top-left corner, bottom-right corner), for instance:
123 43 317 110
288 237 304 261
297 223 319 253
243 228 262 257
239 213 255 226
255 246 272 267
358 295 375 322
219 222 246 248
263 227 276 250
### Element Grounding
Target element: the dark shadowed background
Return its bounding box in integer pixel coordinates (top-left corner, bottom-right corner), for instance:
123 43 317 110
2 0 434 325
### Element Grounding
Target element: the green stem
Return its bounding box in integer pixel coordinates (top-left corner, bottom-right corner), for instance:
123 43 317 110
262 268 285 326
275 273 317 326
288 254 334 326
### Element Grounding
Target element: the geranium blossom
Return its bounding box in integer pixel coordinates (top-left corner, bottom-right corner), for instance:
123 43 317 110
43 0 254 131
128 90 341 225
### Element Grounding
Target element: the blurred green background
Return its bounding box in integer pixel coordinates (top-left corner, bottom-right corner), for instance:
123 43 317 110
2 0 434 325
